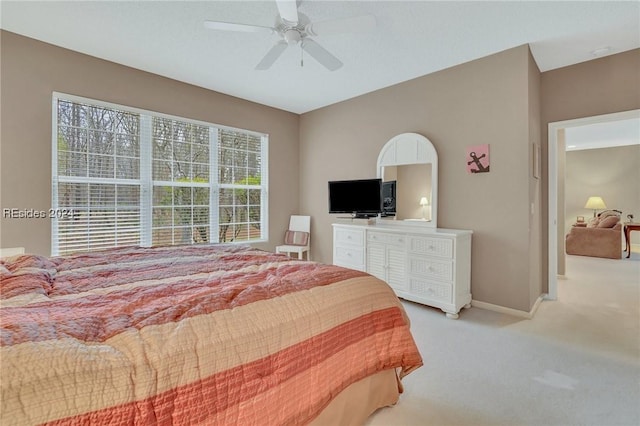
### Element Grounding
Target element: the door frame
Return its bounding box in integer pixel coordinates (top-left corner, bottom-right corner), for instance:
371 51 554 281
547 109 640 300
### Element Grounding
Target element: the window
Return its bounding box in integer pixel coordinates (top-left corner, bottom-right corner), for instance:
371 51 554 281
52 94 268 255
150 118 212 246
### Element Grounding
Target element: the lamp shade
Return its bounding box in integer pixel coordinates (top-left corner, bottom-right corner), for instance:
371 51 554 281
419 197 429 206
584 196 606 210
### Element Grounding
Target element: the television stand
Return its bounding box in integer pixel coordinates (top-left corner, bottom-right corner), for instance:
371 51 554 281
334 216 376 225
332 222 473 319
345 212 377 219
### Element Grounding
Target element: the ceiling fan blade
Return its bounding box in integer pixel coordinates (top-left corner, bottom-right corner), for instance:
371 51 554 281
276 0 299 25
305 14 377 37
301 38 343 71
204 20 274 34
255 41 288 70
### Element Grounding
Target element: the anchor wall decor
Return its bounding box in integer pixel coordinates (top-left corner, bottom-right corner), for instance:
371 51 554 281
466 144 490 174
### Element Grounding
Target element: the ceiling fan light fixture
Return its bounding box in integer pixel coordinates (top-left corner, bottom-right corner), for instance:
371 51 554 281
284 29 301 45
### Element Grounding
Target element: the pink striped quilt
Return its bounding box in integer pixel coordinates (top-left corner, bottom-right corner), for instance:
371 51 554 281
1 245 422 425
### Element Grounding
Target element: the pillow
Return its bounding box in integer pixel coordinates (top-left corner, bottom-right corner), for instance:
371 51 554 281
597 215 619 228
0 254 55 299
598 209 621 219
586 217 599 228
284 230 309 246
3 254 56 272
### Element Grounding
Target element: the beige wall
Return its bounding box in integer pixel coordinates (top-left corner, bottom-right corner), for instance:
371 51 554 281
300 45 539 312
565 145 640 244
527 49 543 308
0 30 300 255
541 48 640 280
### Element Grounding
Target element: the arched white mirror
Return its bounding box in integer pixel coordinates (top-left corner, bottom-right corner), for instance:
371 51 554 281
377 133 438 228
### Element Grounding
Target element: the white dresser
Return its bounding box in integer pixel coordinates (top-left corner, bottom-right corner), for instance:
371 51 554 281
333 222 472 319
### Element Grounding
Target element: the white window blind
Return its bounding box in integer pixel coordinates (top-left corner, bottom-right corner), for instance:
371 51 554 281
53 100 142 254
151 118 212 246
218 130 264 243
52 94 268 255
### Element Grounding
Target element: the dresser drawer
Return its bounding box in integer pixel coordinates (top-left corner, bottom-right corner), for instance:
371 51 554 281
409 256 453 281
409 278 452 303
368 231 406 247
334 246 364 270
334 227 365 247
409 236 453 259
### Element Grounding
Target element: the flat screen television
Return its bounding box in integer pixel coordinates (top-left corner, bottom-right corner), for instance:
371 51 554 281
328 178 382 218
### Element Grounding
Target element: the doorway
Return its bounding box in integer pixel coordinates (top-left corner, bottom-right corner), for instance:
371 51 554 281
547 109 640 300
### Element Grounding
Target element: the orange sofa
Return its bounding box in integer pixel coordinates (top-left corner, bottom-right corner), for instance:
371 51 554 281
565 211 622 259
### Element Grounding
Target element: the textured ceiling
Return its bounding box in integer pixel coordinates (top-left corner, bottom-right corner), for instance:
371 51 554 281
1 1 639 114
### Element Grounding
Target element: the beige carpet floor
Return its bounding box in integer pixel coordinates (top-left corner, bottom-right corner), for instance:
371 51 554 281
366 250 640 426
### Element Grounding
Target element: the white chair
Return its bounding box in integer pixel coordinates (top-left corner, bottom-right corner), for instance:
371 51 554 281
276 215 311 260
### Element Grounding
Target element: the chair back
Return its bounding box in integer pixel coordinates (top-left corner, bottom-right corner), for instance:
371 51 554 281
289 215 310 233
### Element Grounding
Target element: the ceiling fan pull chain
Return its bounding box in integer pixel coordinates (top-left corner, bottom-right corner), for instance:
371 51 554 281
300 44 304 67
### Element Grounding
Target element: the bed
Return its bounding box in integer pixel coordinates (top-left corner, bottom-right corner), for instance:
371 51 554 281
1 244 422 425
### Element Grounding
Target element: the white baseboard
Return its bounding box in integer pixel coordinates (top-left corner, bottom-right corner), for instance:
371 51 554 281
471 294 546 319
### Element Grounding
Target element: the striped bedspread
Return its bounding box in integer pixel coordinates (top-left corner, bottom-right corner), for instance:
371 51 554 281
1 245 422 425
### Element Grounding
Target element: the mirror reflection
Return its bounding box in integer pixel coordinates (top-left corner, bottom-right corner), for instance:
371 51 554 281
381 164 432 220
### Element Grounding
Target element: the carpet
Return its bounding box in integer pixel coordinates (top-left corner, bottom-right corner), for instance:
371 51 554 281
366 253 640 426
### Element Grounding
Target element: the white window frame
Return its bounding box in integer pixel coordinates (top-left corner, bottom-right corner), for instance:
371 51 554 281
51 92 269 255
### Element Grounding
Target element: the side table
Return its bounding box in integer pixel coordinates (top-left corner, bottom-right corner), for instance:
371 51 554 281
623 222 640 259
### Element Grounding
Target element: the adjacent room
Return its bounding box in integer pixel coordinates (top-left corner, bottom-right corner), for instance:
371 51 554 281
563 118 640 261
1 1 639 425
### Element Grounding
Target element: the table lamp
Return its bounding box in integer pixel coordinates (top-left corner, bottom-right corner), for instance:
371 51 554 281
420 197 429 220
584 196 606 217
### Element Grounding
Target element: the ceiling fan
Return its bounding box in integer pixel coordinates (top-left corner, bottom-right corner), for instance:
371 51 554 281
203 0 376 71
